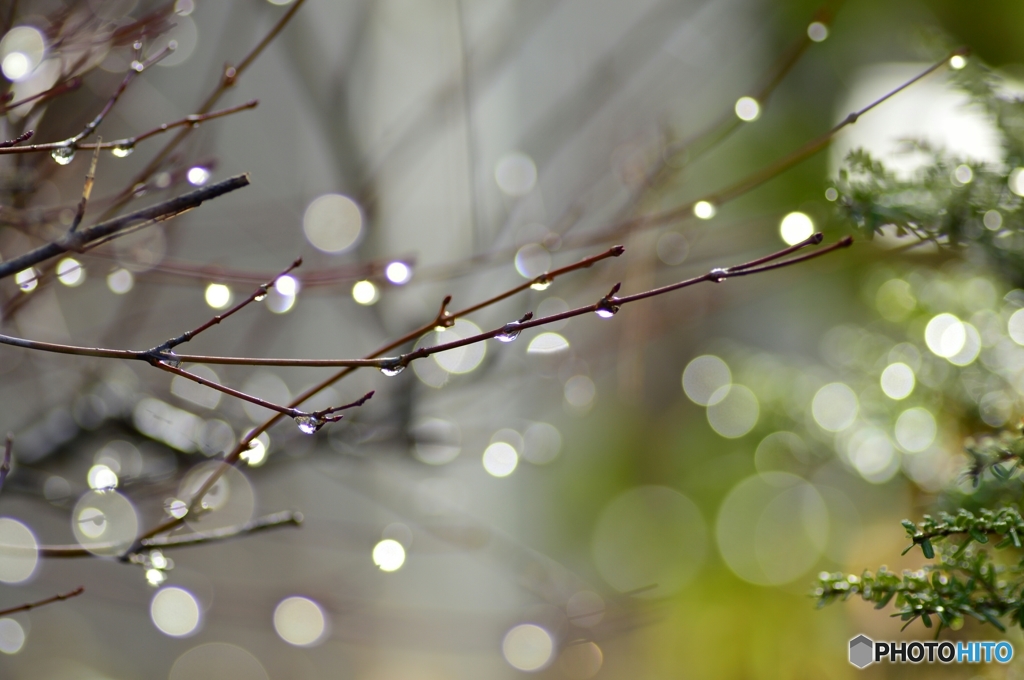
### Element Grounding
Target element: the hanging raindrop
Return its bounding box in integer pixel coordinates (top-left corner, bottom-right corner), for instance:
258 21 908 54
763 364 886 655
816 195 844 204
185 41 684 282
110 143 134 158
161 352 182 369
294 415 322 435
51 146 75 165
709 267 728 283
530 277 552 291
379 358 405 377
594 303 619 319
496 322 522 343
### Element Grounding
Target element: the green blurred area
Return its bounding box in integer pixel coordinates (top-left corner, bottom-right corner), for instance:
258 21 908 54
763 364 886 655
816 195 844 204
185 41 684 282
511 2 1024 678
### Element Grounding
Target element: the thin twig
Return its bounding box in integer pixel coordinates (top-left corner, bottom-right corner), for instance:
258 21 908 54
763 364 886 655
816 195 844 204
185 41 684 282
0 130 32 148
137 234 850 541
601 49 967 242
0 174 250 281
152 257 303 353
0 587 84 617
99 0 307 220
67 140 101 234
0 100 258 156
0 434 11 498
34 511 303 558
0 76 81 114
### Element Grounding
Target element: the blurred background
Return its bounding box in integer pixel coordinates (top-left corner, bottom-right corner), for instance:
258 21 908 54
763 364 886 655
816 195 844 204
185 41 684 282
0 0 1022 678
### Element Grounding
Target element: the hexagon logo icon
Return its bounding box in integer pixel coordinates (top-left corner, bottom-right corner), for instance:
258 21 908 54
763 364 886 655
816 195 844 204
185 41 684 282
849 635 873 668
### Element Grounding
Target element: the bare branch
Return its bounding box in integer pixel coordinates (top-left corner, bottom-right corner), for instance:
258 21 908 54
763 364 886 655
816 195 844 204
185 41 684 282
100 0 307 220
152 257 303 353
67 141 101 234
0 100 258 157
0 587 84 617
0 434 11 498
0 174 250 281
34 511 303 558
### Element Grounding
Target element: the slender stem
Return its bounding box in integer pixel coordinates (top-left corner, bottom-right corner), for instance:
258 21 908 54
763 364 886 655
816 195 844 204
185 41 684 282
67 141 101 234
0 76 81 114
135 234 849 543
99 0 307 220
0 434 10 498
577 49 967 248
153 257 303 352
0 174 251 281
0 100 258 155
35 511 304 558
0 587 84 616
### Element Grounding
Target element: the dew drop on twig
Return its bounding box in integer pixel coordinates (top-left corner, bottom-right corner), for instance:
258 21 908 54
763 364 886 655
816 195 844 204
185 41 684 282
51 146 75 165
709 267 728 283
294 415 322 435
379 359 405 377
110 143 134 158
530 278 552 291
495 322 522 343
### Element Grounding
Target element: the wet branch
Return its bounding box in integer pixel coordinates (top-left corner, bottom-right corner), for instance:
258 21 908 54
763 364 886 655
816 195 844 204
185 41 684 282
35 511 303 558
0 587 84 617
0 100 258 156
0 174 250 281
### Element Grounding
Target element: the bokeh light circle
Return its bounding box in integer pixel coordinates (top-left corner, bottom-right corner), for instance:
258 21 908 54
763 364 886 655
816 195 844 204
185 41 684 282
0 518 38 583
169 643 269 680
716 473 827 585
706 384 759 438
502 624 554 671
72 490 138 556
178 462 255 532
811 382 858 432
592 486 707 597
302 193 363 253
151 587 201 637
682 355 731 406
273 596 327 647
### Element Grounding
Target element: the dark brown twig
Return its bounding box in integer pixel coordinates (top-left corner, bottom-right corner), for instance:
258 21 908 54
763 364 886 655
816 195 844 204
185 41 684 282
35 511 303 558
99 0 307 220
0 587 84 617
136 234 849 541
0 174 250 281
67 140 101 234
0 434 11 498
0 100 258 156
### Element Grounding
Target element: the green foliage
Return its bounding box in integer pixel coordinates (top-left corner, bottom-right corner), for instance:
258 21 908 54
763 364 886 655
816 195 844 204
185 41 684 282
816 57 1024 634
816 504 1024 634
831 56 1024 285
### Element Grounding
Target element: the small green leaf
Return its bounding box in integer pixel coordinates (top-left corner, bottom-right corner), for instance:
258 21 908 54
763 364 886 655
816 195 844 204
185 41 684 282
969 528 989 544
921 538 935 559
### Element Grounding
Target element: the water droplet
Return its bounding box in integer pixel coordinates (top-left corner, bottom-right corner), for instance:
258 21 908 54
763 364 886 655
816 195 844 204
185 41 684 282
165 498 187 519
133 41 143 51
595 304 619 319
496 322 522 343
379 358 405 377
51 146 75 165
254 290 268 301
709 267 728 283
530 277 552 291
146 568 167 586
110 143 134 158
161 352 182 369
150 550 169 570
294 415 322 435
131 60 144 72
